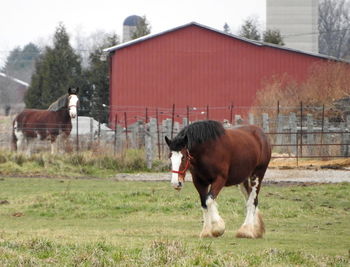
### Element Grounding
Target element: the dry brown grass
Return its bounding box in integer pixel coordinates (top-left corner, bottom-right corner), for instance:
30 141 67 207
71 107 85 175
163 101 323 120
252 62 350 118
269 156 350 169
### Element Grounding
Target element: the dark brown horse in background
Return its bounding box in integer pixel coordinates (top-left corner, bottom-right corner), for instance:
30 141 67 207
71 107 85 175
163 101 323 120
165 120 271 238
12 87 79 155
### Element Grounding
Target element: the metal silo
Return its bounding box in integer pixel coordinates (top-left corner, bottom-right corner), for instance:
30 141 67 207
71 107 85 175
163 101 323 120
266 0 319 53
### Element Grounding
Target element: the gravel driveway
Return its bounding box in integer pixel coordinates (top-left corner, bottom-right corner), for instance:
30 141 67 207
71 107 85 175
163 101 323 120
114 168 350 184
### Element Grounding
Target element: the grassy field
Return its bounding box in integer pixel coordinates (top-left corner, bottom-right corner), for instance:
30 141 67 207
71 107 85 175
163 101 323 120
0 150 168 178
0 177 349 266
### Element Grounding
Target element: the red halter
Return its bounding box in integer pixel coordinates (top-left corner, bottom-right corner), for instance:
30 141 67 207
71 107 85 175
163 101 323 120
171 151 193 175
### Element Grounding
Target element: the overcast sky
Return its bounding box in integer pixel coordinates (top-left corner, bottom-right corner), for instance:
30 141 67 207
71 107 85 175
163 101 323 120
0 0 266 68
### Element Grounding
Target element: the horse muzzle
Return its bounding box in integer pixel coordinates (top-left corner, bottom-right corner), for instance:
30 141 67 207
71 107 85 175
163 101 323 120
172 181 183 191
69 110 77 118
172 176 184 191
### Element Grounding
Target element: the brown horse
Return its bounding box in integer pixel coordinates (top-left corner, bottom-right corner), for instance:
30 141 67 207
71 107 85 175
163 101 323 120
165 120 271 238
12 87 79 154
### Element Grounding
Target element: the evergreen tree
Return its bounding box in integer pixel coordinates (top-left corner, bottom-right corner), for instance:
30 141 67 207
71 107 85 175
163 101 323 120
25 23 82 109
82 33 119 122
263 29 285 45
223 23 231 34
131 16 151 40
239 18 261 41
2 43 40 82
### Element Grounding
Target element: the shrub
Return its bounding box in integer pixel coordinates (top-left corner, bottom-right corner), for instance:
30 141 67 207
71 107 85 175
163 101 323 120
252 62 350 120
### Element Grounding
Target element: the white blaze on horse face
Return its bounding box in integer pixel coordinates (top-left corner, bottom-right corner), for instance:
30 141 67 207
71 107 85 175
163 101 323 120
68 95 79 118
170 151 183 189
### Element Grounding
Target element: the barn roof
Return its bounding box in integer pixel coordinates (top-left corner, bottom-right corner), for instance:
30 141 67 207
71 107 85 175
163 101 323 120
104 21 349 63
0 72 29 87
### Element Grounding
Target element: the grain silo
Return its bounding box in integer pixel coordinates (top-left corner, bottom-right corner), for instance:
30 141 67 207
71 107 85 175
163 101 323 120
266 0 319 53
123 15 142 42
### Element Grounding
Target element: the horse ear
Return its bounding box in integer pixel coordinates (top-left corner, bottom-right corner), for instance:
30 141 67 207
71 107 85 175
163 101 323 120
165 136 171 147
76 87 79 94
68 87 72 94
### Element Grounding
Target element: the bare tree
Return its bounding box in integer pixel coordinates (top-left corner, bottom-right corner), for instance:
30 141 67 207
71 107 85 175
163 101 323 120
319 0 350 59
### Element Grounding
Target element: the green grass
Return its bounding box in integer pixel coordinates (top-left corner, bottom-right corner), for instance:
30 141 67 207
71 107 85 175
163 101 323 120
0 178 349 266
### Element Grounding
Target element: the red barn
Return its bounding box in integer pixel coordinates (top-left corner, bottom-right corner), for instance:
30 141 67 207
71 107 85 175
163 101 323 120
104 22 335 126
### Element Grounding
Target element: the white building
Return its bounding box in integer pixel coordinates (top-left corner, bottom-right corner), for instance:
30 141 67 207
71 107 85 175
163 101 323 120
266 0 319 53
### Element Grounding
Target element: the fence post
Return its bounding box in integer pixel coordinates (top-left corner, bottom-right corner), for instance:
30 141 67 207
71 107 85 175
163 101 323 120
230 103 234 124
182 117 188 128
145 123 153 169
76 113 79 152
124 112 128 149
164 119 172 141
248 113 254 125
114 114 118 156
186 105 190 124
171 104 175 139
345 115 350 157
262 113 269 133
289 112 297 156
234 114 243 125
149 117 157 159
98 112 101 142
90 117 94 144
156 109 161 160
276 114 284 153
300 102 303 158
307 114 314 156
323 117 330 157
339 122 345 156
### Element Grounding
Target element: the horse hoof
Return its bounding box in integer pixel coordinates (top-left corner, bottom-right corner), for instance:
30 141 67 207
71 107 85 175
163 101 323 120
200 230 213 238
236 224 264 239
211 219 225 237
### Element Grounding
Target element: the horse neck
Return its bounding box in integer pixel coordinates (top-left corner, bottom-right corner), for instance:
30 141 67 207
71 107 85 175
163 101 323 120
55 108 71 123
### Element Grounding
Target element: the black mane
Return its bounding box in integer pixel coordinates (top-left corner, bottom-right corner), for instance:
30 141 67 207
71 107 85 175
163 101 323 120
169 120 225 151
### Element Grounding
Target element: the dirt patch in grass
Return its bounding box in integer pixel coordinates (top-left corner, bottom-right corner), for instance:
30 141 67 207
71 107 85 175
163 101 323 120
269 157 350 170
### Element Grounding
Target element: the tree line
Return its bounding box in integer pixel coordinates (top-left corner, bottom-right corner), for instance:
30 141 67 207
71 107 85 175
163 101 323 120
1 17 150 122
1 1 349 119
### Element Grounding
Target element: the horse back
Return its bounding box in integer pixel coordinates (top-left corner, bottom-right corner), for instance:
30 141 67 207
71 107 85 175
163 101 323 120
15 109 54 128
229 125 271 165
13 109 72 138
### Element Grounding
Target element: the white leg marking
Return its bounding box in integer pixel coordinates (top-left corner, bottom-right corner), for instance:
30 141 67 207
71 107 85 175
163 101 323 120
200 208 212 237
243 180 259 225
206 197 221 223
205 196 225 237
14 121 25 152
236 179 265 238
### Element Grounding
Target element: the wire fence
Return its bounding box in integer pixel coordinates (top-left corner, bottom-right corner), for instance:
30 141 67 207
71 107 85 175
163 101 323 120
1 103 349 165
